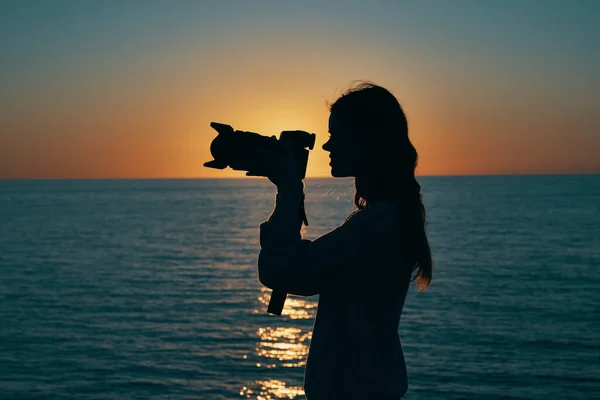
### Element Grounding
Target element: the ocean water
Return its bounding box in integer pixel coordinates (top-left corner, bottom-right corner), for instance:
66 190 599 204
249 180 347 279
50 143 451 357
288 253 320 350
1 175 599 400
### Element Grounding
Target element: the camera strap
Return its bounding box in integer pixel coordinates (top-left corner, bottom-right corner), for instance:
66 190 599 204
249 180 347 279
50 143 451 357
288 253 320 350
300 192 309 226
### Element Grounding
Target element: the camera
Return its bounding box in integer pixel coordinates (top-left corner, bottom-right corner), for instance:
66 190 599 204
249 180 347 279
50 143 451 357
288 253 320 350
203 122 316 179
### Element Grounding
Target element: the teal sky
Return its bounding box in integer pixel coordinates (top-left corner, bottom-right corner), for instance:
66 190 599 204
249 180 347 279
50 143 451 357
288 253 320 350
1 1 598 178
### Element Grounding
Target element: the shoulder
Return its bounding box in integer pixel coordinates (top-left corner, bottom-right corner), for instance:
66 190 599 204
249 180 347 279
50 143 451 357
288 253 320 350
344 200 399 234
365 200 398 216
355 200 398 219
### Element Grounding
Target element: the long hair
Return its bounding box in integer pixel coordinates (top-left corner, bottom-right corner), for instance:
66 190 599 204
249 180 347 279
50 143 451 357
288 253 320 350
327 81 433 291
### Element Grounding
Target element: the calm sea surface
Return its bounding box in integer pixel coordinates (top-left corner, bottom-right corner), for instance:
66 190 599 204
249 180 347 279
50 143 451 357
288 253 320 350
1 175 599 400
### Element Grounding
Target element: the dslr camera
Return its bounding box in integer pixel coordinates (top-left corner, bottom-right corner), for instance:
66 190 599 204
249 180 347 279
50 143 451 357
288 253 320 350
204 122 316 180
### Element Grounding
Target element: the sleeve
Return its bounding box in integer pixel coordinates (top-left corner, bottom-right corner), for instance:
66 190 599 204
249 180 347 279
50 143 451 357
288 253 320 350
258 182 394 296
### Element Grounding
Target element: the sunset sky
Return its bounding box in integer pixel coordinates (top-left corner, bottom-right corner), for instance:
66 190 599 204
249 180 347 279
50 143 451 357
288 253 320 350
1 1 598 179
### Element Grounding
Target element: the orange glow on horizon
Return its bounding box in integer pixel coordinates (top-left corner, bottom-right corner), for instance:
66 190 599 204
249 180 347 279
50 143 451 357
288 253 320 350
1 64 598 179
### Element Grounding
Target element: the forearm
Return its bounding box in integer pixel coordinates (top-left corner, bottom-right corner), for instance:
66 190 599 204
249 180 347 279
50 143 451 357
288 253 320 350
265 180 305 243
258 179 312 294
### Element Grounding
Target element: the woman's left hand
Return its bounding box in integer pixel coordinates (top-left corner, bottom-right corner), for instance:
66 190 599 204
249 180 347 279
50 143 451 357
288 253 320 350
244 145 302 188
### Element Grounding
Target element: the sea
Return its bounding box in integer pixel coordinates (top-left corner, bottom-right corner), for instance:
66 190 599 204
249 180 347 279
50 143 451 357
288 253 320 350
1 175 599 400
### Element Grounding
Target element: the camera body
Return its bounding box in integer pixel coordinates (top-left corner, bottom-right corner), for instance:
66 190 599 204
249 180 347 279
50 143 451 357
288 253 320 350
203 122 316 179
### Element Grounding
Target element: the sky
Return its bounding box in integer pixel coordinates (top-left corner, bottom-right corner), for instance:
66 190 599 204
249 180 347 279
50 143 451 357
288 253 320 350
0 0 598 179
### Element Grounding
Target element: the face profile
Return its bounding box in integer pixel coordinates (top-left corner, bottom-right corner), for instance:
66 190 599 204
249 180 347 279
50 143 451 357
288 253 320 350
322 111 363 178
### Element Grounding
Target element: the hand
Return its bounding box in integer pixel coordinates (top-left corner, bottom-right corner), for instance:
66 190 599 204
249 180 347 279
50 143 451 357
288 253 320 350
244 144 302 188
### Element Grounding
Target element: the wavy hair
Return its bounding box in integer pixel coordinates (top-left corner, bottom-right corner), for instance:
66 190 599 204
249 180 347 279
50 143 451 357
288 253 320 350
327 81 433 291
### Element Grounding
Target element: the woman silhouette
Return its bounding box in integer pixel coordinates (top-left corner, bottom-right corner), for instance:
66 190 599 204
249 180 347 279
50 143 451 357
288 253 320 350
253 81 433 399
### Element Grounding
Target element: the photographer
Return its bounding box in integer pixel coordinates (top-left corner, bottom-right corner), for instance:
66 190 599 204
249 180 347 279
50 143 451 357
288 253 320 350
248 82 433 400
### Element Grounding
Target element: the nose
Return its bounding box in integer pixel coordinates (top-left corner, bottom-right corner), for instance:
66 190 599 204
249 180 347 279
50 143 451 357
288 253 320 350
322 139 330 152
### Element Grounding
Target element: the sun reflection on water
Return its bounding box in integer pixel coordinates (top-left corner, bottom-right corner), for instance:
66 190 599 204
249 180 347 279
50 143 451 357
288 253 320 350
240 287 317 399
239 380 305 399
256 327 311 367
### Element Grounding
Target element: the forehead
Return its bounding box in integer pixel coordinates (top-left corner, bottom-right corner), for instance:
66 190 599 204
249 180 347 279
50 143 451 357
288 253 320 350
328 112 350 133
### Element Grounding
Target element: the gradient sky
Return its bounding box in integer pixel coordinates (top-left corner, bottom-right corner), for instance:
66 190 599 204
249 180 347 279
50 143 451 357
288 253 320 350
1 0 598 179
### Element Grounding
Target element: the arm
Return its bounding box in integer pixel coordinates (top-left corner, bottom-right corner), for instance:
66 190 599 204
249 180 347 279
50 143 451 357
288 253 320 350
258 183 395 296
258 180 316 296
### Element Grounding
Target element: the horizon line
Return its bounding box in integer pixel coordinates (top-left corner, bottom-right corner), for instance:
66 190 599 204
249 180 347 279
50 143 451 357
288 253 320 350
1 172 599 181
